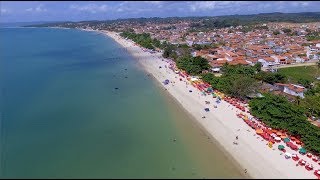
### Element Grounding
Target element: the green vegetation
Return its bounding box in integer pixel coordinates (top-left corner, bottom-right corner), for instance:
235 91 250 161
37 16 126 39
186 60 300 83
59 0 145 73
306 31 320 41
273 30 280 35
176 56 210 75
254 71 287 84
282 28 292 34
162 41 178 60
192 43 220 50
201 63 260 99
249 93 320 154
303 84 320 118
120 31 158 50
278 65 318 84
120 31 182 61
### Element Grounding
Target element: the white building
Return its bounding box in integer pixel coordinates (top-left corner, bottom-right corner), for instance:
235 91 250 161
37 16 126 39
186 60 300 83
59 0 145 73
275 83 306 98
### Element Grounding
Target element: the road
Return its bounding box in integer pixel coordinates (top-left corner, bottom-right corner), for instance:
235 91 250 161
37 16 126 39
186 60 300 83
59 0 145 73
262 61 317 71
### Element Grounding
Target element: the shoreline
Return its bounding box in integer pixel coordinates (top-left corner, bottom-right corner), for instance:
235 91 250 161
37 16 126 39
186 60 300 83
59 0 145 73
101 30 256 178
100 30 316 179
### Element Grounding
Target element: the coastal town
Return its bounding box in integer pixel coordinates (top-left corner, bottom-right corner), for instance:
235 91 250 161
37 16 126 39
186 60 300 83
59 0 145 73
28 12 320 179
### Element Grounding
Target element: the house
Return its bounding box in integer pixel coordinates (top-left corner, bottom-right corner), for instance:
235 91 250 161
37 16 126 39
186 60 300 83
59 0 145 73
275 83 307 98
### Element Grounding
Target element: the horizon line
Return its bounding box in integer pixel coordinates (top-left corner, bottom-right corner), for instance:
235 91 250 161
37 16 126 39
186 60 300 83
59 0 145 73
2 11 320 24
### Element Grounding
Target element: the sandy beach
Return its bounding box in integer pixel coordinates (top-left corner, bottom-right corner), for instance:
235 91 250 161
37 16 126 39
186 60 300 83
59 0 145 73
100 30 317 179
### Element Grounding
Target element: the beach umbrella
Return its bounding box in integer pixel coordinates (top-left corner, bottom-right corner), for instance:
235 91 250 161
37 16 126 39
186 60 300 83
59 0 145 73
290 136 296 141
287 142 298 150
276 131 283 136
280 135 287 139
283 137 290 143
256 129 263 134
307 153 313 158
278 145 285 150
300 159 306 165
266 129 273 135
272 129 278 133
296 139 302 145
292 154 300 161
285 152 292 158
275 137 281 141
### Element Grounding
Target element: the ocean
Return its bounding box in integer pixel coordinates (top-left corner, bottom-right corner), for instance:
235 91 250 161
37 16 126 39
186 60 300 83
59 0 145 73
0 27 244 178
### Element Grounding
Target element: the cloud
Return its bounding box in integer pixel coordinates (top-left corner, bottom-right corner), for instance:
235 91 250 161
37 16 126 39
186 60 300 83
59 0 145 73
70 4 109 14
189 1 216 12
25 4 47 12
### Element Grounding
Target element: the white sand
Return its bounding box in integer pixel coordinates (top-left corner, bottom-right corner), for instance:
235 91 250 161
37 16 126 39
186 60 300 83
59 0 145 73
100 30 318 179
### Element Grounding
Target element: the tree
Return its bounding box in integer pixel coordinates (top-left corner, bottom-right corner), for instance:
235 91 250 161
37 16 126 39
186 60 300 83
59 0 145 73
249 93 320 154
303 95 320 118
294 96 302 106
229 76 258 100
176 56 210 75
254 62 262 72
282 28 292 34
298 78 312 89
317 59 320 76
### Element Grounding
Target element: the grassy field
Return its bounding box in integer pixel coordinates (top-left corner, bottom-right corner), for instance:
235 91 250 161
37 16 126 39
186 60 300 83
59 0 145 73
278 65 319 84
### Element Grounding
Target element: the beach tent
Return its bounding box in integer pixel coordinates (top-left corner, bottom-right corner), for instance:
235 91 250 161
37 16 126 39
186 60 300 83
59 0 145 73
283 137 290 143
256 129 263 134
278 145 285 150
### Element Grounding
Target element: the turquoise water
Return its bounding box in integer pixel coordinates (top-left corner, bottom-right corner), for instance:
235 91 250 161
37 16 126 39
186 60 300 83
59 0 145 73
0 28 243 178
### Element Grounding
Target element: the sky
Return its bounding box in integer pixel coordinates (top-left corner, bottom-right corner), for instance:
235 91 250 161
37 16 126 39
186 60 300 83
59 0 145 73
1 1 320 23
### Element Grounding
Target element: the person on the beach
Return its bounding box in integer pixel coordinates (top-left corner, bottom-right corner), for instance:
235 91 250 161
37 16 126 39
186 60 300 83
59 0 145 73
233 141 238 145
244 169 247 174
236 136 238 140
